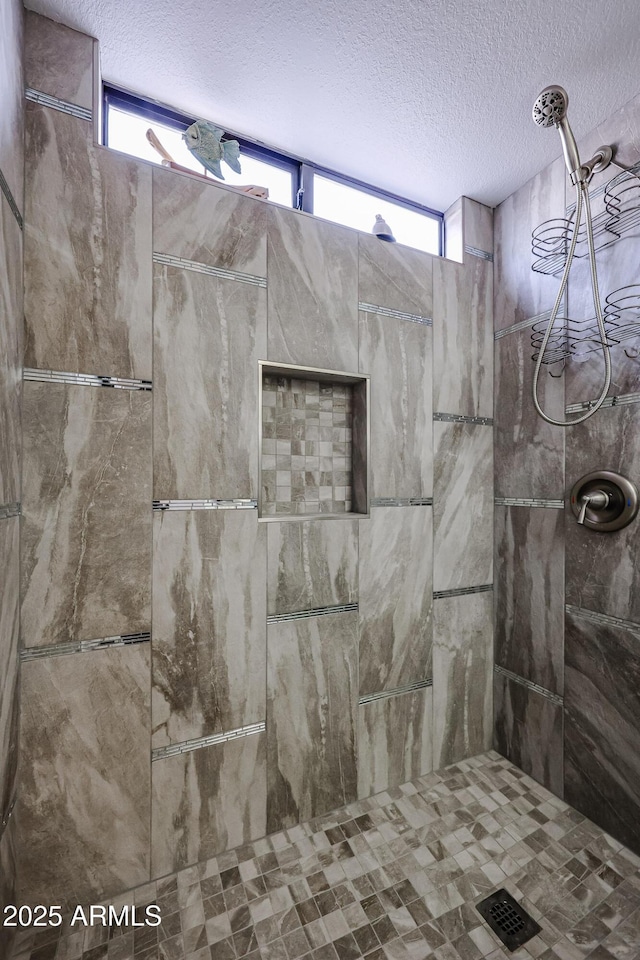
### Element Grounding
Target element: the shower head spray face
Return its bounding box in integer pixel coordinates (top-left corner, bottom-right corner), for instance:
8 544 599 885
532 84 584 183
532 85 569 127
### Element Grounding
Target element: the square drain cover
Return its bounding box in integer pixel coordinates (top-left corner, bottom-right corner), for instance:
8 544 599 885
476 888 541 951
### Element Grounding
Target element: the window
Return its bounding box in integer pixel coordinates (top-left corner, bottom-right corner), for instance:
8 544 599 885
103 86 443 255
313 174 441 254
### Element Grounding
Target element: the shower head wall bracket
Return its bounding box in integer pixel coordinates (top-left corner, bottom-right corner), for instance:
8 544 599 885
570 470 638 531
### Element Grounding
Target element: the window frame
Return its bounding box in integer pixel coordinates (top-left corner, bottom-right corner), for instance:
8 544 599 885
103 84 444 255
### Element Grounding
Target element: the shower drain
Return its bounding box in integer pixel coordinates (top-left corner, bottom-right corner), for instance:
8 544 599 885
475 888 541 951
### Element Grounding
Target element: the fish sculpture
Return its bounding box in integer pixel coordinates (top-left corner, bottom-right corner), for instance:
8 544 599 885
183 120 241 180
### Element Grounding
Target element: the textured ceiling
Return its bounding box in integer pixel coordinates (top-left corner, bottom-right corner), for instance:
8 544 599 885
24 0 640 211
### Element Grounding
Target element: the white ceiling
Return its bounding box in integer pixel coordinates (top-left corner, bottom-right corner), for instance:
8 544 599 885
24 0 640 211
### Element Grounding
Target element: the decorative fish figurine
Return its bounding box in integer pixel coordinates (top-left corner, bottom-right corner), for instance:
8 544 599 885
182 120 241 180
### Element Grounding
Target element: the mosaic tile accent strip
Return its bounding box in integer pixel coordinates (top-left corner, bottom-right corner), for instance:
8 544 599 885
565 603 640 633
494 665 564 706
15 751 640 960
267 603 358 624
0 502 20 521
24 368 152 391
433 584 493 599
495 497 564 509
152 723 266 761
566 391 640 413
359 678 433 705
494 311 552 340
25 86 93 121
262 375 353 516
433 413 494 426
20 632 151 662
464 244 494 262
0 166 23 228
358 302 433 325
370 498 433 507
153 252 267 288
153 499 258 512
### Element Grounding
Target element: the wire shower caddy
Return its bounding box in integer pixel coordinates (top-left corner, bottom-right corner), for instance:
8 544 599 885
530 162 640 367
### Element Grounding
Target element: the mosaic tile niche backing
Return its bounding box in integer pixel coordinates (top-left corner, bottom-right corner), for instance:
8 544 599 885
261 375 353 516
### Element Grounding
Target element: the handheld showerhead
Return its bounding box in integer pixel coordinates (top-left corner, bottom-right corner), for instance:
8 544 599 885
532 85 569 127
532 84 584 183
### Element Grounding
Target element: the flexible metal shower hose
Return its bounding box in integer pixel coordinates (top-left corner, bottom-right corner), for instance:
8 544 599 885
532 179 612 426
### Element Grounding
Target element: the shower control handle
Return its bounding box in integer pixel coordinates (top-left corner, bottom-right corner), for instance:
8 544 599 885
570 470 639 532
576 490 609 525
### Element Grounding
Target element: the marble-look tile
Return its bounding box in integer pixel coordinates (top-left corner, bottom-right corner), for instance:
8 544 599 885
565 609 640 856
357 232 433 317
432 593 493 768
494 156 566 331
267 519 358 616
17 644 151 906
493 671 563 796
153 166 267 275
462 198 493 256
0 815 17 960
267 612 358 831
0 191 23 505
494 505 564 694
24 11 94 109
358 687 432 798
444 198 463 263
152 735 266 878
433 256 493 418
24 104 152 378
21 383 151 647
359 507 433 696
494 327 565 498
359 313 432 498
0 0 24 210
154 265 266 499
0 517 19 820
433 422 493 591
267 206 358 370
565 403 640 622
572 88 640 198
152 510 266 747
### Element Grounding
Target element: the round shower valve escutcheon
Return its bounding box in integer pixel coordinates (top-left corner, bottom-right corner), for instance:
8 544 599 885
570 470 639 532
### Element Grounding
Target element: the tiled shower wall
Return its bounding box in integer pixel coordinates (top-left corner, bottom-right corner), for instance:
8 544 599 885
15 12 494 909
493 90 640 856
0 0 24 957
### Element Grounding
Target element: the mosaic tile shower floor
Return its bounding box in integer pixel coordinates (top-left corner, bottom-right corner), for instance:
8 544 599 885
12 752 640 960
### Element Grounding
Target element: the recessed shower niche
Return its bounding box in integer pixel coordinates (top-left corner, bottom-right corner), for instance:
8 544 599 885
259 360 369 519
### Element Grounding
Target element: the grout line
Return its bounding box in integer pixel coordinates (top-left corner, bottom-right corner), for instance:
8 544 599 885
494 664 564 706
152 722 266 761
